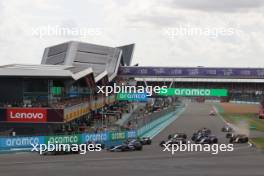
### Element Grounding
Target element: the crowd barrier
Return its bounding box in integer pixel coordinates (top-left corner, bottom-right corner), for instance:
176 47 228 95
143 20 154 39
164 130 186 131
137 105 184 137
137 110 179 137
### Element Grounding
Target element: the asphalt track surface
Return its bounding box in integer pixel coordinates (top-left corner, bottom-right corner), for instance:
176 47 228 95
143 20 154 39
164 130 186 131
0 103 263 176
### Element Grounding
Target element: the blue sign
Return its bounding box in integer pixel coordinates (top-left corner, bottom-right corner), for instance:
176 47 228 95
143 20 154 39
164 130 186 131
0 130 138 151
0 136 44 149
126 130 137 139
81 132 108 142
117 93 147 102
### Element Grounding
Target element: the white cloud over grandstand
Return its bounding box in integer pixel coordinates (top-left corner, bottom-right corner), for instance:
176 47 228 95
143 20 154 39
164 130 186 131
0 0 263 67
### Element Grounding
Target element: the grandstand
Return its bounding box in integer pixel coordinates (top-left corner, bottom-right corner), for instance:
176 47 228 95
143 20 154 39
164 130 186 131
119 66 264 102
0 40 263 136
0 41 135 135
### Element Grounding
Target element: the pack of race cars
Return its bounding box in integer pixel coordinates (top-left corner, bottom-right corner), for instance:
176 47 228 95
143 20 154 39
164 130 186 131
160 128 218 147
159 125 249 148
40 124 249 155
40 109 250 156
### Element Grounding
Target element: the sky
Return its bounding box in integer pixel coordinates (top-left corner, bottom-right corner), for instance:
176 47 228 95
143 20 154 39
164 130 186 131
0 0 264 67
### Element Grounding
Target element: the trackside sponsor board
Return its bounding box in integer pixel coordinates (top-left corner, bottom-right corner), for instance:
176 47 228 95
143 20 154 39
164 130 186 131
0 131 138 150
45 134 81 145
117 93 147 101
159 88 228 97
109 131 126 140
0 136 44 149
6 108 47 123
82 132 108 142
126 130 137 139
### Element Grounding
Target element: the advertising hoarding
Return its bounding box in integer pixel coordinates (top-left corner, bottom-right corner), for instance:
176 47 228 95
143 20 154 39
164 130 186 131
6 108 47 123
45 134 81 144
0 136 44 149
159 88 228 97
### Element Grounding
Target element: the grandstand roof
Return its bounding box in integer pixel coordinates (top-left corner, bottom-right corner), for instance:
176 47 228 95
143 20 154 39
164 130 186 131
0 41 135 82
3 41 264 83
0 64 93 80
41 41 134 82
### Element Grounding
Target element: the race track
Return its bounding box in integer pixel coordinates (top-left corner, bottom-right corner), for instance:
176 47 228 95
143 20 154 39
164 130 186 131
0 103 263 176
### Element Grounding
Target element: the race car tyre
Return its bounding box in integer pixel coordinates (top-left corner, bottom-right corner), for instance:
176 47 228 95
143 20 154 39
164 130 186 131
229 138 234 143
191 135 196 141
212 138 218 144
226 133 232 138
160 141 165 147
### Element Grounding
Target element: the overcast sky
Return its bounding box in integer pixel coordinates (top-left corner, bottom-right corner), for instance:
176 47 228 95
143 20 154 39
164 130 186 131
0 0 264 67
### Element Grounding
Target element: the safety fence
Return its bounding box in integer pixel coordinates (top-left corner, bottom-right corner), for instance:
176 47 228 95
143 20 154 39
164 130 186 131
137 106 184 137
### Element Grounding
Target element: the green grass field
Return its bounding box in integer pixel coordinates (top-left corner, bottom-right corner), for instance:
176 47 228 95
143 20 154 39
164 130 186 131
251 138 264 151
221 113 264 132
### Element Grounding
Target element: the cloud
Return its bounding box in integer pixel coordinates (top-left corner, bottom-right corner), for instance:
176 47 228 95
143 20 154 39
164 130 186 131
167 0 264 12
0 0 263 68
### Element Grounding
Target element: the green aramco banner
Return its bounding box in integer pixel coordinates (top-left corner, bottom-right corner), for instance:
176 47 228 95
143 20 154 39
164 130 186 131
159 88 228 97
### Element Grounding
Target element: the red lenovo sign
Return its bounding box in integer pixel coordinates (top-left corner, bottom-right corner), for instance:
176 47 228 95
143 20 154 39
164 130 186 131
7 108 47 122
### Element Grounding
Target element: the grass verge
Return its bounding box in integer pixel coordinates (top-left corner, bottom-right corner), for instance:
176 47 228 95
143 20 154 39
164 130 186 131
220 113 264 132
251 138 264 151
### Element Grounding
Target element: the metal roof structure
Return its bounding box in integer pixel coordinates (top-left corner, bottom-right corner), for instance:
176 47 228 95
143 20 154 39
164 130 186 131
1 40 264 84
0 41 135 82
0 64 93 80
41 41 134 82
118 44 135 66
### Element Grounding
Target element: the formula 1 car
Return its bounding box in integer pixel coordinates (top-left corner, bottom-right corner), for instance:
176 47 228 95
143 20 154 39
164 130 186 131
168 133 187 140
126 139 143 150
209 110 216 116
160 137 187 147
229 134 249 143
221 125 233 132
108 141 143 152
139 137 152 145
191 128 211 142
195 135 218 144
108 144 135 152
